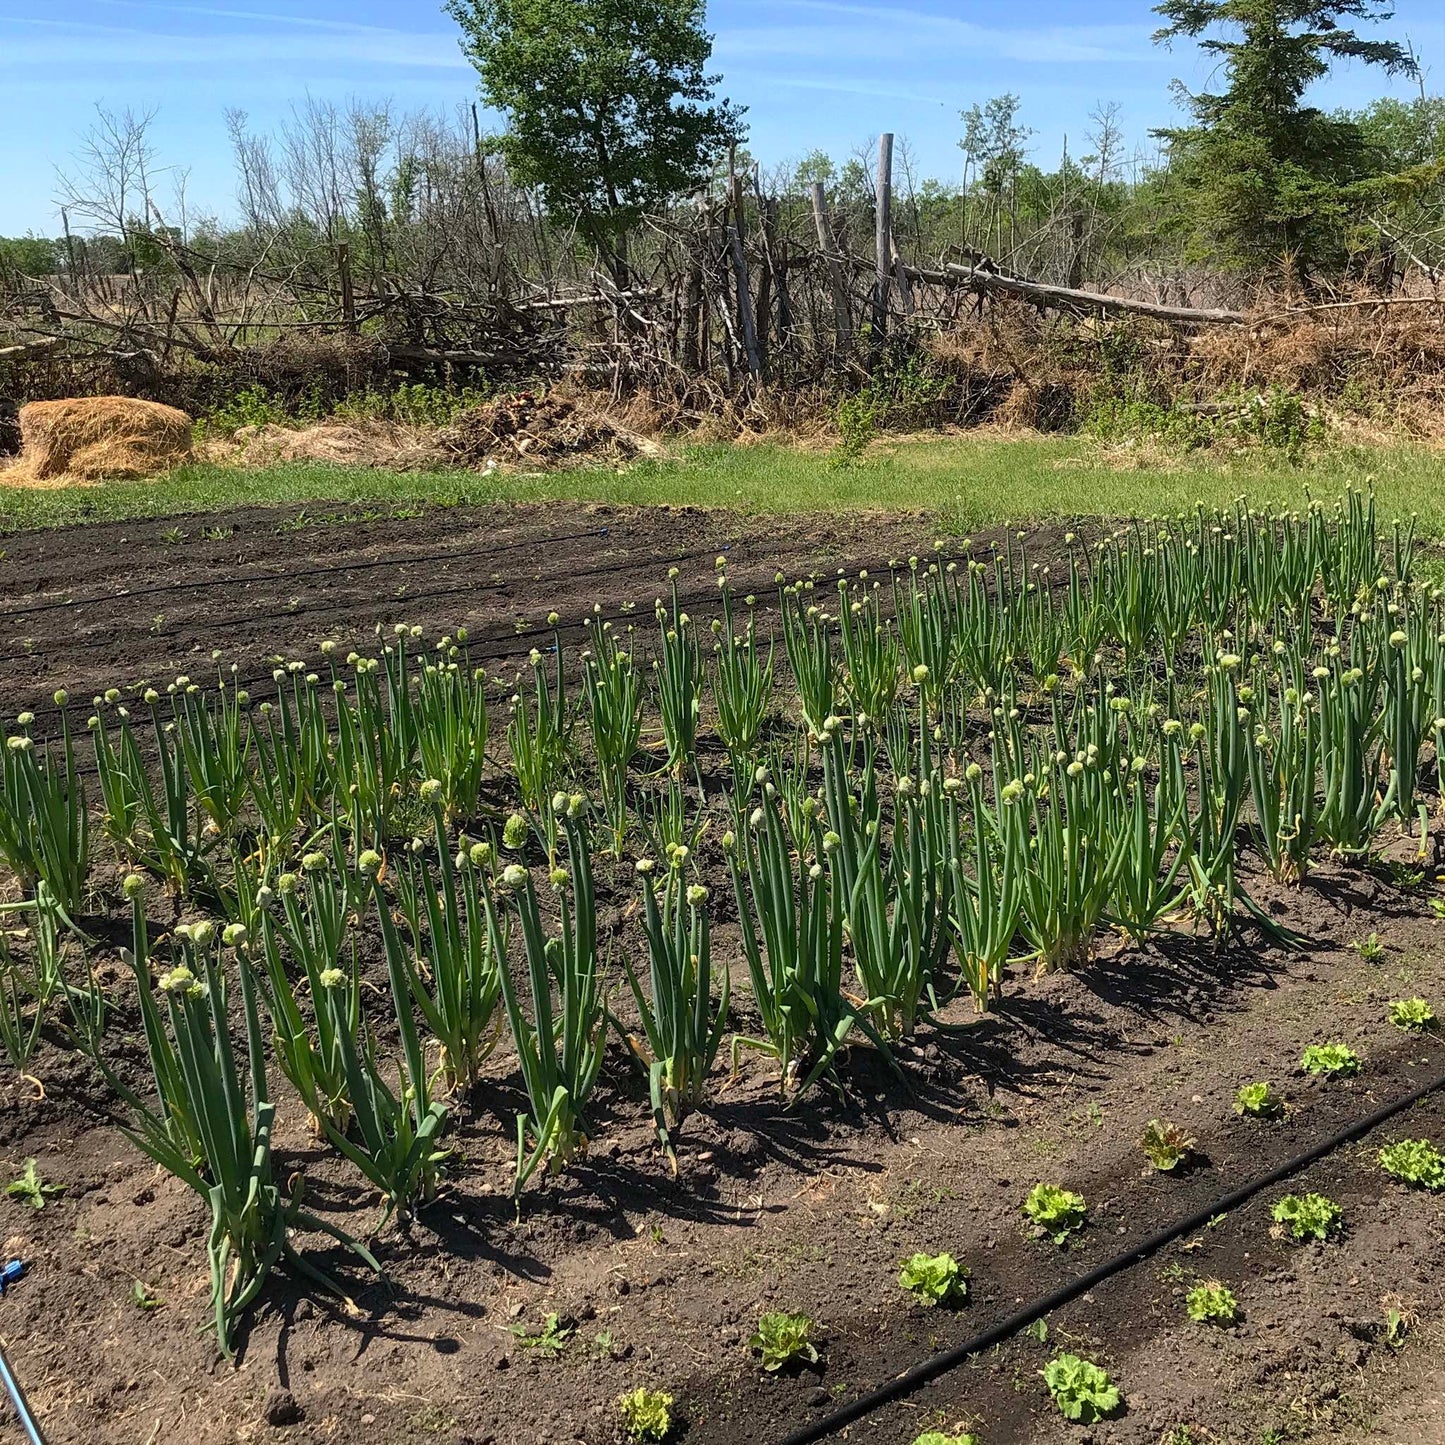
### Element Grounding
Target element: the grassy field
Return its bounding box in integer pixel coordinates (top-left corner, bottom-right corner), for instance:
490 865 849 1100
1 431 1441 533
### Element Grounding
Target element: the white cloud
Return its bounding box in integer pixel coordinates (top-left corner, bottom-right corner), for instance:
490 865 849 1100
0 13 467 70
718 1 1150 66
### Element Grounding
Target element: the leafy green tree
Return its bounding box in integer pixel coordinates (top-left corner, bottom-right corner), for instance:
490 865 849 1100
0 236 60 279
447 0 743 281
1152 0 1417 282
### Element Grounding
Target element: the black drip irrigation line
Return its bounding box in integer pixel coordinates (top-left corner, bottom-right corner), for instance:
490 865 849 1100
774 1063 1445 1445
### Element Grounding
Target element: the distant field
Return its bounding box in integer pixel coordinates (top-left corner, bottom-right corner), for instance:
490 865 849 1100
1 431 1441 532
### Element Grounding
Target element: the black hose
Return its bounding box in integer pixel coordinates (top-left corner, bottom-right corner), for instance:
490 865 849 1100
774 1065 1445 1445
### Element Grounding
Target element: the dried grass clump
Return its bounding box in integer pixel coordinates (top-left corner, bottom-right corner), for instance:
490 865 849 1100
214 419 443 471
437 390 661 469
3 396 192 486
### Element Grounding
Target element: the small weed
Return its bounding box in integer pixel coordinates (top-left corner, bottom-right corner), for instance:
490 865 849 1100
1352 932 1386 963
6 1159 63 1209
159 525 185 545
509 1312 572 1355
150 613 165 634
1374 858 1424 890
129 1280 161 1311
1025 1317 1050 1344
1381 1294 1417 1349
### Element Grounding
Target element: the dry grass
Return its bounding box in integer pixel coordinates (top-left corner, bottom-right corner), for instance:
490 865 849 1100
1 396 193 487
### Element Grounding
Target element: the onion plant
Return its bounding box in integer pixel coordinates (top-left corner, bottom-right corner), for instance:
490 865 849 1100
943 764 1021 1008
91 692 210 896
413 645 490 823
1010 744 1129 971
618 850 728 1166
582 617 643 856
780 583 837 733
102 899 378 1356
331 848 451 1226
711 578 774 784
1244 662 1321 883
173 665 251 838
817 722 944 1037
653 571 701 781
508 635 573 860
725 789 865 1091
837 578 901 723
254 846 360 1133
2 700 89 913
394 783 506 1092
494 794 604 1196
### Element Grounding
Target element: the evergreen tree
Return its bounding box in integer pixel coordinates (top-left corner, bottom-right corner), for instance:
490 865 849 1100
1152 1 1416 282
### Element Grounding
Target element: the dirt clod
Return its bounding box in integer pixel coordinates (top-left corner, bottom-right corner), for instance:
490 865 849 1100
262 1388 302 1427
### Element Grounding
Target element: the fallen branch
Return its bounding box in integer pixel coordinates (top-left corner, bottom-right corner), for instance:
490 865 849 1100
0 337 66 361
939 263 1247 326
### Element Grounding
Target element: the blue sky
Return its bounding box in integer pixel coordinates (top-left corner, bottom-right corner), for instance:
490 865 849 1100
2 0 1441 234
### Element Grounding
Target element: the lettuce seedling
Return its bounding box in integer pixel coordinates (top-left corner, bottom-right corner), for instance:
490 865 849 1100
1233 1081 1281 1119
1185 1281 1239 1324
1142 1118 1196 1171
1299 1043 1361 1078
1023 1183 1087 1244
749 1311 819 1372
617 1388 674 1442
898 1251 968 1307
1379 1139 1445 1190
1271 1192 1342 1242
1389 998 1435 1032
1041 1353 1121 1422
912 1433 980 1445
5 1159 63 1210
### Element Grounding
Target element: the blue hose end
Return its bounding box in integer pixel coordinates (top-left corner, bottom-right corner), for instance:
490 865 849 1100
0 1260 23 1293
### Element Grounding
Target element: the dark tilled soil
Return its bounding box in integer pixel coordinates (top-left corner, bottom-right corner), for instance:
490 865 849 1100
2 499 1444 1445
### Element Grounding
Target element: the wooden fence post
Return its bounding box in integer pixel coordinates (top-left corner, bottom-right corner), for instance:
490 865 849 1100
873 133 894 346
728 168 762 380
337 241 357 330
811 182 853 353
